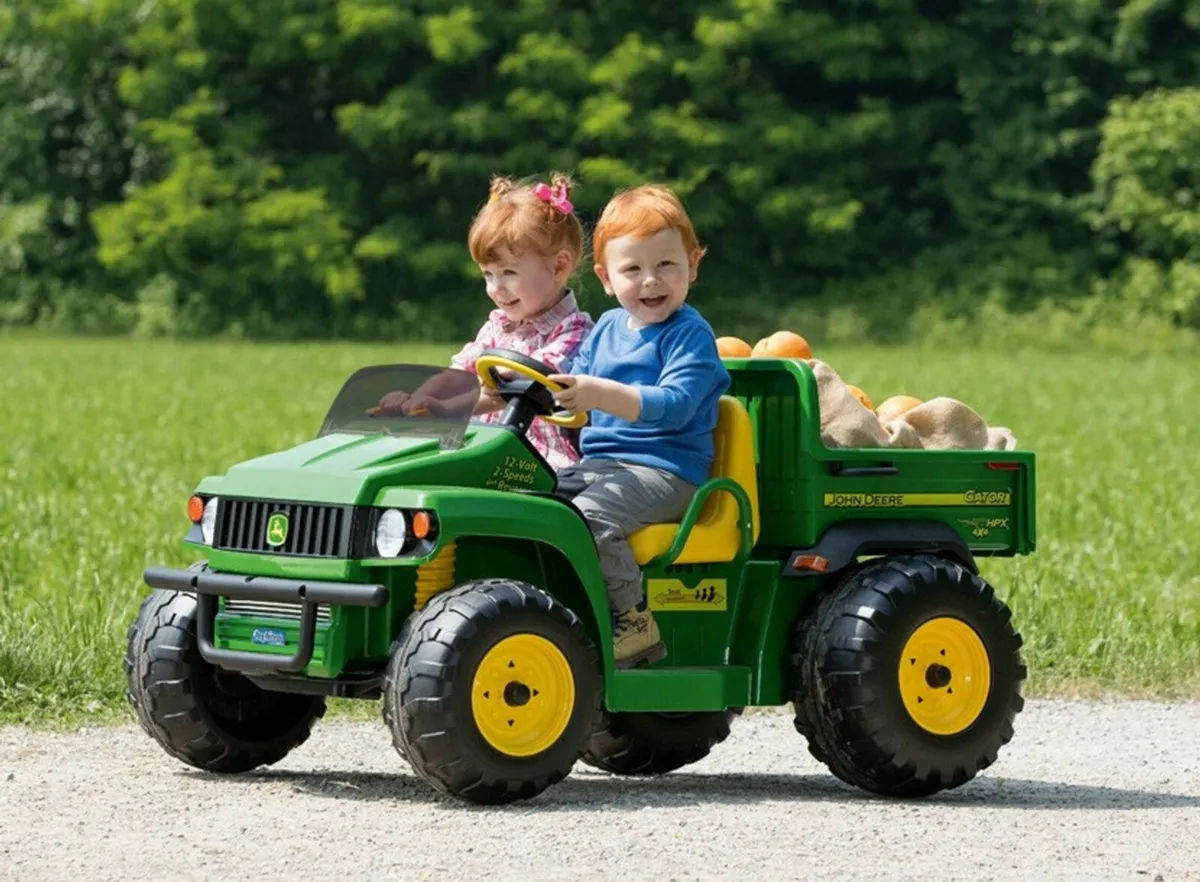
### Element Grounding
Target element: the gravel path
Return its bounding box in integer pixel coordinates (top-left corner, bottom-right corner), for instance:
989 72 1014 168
2 700 1198 881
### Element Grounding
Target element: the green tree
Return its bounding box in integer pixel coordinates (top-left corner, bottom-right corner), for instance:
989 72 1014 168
1093 87 1200 326
0 0 142 330
2 0 1200 339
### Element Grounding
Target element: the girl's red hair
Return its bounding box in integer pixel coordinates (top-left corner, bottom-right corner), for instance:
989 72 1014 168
467 172 585 268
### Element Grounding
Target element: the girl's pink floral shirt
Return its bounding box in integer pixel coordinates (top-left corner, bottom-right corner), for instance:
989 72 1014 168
450 291 594 471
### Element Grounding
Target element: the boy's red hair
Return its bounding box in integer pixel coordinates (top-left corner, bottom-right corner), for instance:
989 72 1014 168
592 184 706 266
467 172 585 269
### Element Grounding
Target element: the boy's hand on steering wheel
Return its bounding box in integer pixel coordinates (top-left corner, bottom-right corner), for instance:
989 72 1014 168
549 373 642 423
548 374 603 414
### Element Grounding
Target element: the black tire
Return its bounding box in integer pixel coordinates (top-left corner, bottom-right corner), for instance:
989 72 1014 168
385 611 422 764
124 561 210 740
790 554 1025 798
582 709 742 775
125 588 326 773
124 589 165 741
383 578 601 805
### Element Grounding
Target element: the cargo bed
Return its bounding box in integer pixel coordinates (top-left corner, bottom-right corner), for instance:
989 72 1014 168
725 359 1036 558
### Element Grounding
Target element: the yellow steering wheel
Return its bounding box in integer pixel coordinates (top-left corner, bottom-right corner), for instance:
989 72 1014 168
475 351 587 429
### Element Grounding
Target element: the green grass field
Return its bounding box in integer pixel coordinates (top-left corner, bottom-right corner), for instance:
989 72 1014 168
1 335 1198 727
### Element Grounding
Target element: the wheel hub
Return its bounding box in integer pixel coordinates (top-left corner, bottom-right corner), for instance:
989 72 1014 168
898 617 991 736
925 663 952 689
503 681 532 707
471 634 575 757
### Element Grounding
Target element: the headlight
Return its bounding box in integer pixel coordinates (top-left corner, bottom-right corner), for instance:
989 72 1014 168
375 509 407 557
200 497 219 545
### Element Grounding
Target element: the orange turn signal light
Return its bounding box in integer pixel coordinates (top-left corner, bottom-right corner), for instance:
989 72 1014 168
792 553 830 573
412 510 432 539
187 495 205 523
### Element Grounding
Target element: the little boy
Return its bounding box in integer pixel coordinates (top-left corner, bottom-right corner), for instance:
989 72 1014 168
549 184 730 667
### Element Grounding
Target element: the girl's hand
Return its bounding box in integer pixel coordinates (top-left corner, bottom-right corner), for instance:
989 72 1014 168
401 392 440 416
376 390 411 415
476 386 505 414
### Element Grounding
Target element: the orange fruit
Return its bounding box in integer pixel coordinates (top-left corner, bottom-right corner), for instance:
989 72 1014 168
847 385 873 411
875 395 923 424
750 330 813 359
716 336 753 358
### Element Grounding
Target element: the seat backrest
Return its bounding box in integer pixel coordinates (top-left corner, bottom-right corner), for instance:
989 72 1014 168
698 396 761 542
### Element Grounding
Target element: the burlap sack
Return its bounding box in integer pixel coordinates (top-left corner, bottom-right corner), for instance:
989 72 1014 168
883 397 987 449
986 426 1019 451
808 359 1019 451
809 359 890 449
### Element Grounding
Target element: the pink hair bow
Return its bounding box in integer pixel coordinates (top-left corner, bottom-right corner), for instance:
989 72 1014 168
533 182 573 215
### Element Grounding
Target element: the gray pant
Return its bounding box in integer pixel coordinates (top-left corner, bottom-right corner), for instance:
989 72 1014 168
556 457 696 612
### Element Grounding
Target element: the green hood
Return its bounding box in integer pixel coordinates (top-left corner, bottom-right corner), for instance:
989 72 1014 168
196 428 500 504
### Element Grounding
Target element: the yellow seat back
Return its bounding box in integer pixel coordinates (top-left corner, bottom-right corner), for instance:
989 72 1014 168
628 395 760 565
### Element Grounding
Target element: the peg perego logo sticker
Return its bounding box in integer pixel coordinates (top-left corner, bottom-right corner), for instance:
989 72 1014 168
251 628 287 647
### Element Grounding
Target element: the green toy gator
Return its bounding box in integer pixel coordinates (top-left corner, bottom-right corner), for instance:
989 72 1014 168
125 350 1034 804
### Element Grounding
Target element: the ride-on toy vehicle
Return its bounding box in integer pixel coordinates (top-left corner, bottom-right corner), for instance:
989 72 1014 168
125 349 1035 804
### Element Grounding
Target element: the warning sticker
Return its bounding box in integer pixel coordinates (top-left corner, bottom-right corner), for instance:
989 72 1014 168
646 578 727 612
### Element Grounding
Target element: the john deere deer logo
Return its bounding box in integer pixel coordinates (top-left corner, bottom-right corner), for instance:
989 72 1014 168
266 512 289 547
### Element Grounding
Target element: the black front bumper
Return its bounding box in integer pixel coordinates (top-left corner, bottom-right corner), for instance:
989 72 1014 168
142 565 389 674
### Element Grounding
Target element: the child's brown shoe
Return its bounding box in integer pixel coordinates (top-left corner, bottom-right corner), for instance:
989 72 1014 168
612 607 667 668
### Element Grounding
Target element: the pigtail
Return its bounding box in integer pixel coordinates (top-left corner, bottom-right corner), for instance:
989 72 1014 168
487 175 515 205
548 172 576 206
469 171 585 275
545 171 586 284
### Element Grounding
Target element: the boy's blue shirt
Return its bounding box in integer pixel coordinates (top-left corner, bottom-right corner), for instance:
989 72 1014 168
563 303 731 486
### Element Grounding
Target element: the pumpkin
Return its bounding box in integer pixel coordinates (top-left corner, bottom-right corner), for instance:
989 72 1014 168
716 336 753 358
750 330 813 359
875 394 923 424
847 385 874 411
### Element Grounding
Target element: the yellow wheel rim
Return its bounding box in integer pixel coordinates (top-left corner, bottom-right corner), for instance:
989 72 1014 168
473 354 588 429
471 634 576 757
898 617 991 736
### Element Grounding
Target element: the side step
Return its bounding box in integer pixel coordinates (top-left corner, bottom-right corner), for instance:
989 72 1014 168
605 665 752 712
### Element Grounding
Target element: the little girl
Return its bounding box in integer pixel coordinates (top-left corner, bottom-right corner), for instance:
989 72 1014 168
381 173 594 471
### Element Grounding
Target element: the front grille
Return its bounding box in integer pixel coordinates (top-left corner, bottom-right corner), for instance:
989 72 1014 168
222 599 331 623
215 499 354 558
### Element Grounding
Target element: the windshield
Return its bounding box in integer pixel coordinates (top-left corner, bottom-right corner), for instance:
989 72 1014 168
317 364 483 449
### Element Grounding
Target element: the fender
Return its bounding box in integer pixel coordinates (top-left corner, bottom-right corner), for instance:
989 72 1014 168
784 519 978 576
372 485 614 668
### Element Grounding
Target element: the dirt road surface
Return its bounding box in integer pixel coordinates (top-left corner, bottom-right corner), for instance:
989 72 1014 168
2 699 1198 881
